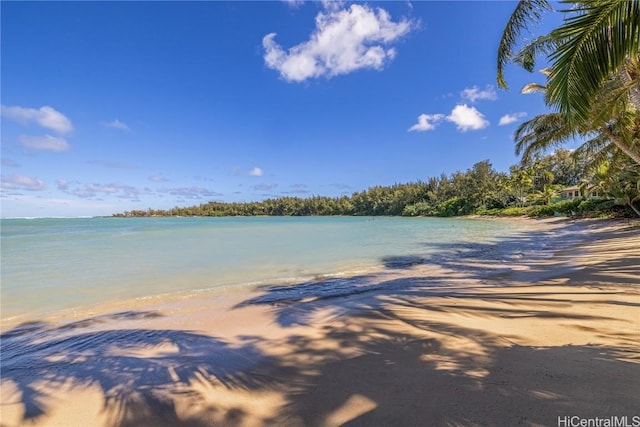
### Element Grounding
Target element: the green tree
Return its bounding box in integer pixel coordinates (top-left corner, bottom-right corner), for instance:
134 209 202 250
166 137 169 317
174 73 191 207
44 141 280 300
509 165 535 207
531 184 562 205
512 62 640 166
591 158 640 216
498 0 640 210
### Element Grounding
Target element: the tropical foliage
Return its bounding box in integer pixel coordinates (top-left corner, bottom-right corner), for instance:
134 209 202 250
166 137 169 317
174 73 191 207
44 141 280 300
498 0 640 123
499 0 640 164
496 0 640 216
114 151 639 218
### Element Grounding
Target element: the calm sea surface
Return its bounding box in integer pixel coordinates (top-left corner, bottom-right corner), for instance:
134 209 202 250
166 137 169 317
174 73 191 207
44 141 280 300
1 216 542 323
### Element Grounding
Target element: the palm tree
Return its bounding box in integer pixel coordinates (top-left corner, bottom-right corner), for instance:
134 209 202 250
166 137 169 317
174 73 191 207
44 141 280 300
512 60 640 165
547 1 640 121
497 0 553 89
497 0 640 123
514 113 577 164
590 158 640 216
508 166 535 207
514 109 640 166
532 184 561 205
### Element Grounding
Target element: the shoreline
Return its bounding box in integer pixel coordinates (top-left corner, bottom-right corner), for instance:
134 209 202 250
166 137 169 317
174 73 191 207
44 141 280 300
1 217 638 426
0 215 560 332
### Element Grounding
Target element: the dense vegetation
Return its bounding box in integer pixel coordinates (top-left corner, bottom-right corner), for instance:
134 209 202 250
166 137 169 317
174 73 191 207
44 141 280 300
114 150 639 218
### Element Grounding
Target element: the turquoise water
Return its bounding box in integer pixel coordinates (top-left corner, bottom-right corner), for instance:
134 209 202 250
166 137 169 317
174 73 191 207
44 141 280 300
1 216 529 323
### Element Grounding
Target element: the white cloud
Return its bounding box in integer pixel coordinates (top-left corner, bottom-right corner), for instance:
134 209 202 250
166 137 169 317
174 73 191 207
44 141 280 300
408 113 445 132
20 135 70 152
320 0 345 11
249 167 264 177
233 167 265 177
0 193 122 218
104 119 131 131
446 104 489 132
289 184 309 194
55 179 223 203
56 179 70 190
499 112 527 125
330 183 351 190
460 85 497 103
1 105 73 134
60 182 152 200
159 186 223 199
1 173 45 191
282 0 304 7
149 174 169 183
252 183 278 192
263 4 413 82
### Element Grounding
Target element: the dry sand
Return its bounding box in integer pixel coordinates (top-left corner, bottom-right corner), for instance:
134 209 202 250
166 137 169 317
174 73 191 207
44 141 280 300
1 218 639 427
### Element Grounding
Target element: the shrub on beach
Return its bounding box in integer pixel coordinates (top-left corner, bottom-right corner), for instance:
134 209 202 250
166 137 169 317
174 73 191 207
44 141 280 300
434 197 470 217
474 198 622 218
525 198 615 218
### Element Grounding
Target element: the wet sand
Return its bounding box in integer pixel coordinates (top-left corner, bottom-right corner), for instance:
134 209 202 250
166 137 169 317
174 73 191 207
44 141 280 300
1 218 639 426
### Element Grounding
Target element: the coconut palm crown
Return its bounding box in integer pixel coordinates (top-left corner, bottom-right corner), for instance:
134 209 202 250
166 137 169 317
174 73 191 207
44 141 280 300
497 0 640 124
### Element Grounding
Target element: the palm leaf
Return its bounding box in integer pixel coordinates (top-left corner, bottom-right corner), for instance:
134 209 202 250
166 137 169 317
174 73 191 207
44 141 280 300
497 0 553 89
589 71 638 127
574 131 617 168
546 0 640 123
521 83 548 94
514 113 577 163
512 34 557 72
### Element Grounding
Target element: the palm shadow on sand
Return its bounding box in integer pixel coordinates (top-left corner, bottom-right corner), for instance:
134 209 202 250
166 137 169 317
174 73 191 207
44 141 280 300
237 222 640 328
0 311 277 427
230 222 640 425
231 288 640 426
261 321 640 427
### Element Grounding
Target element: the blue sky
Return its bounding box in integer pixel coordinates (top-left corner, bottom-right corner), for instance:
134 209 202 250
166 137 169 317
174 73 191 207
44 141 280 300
1 1 562 217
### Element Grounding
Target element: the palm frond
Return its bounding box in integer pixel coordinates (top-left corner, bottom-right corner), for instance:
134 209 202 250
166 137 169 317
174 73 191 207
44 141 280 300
512 34 557 72
514 113 577 163
521 83 548 94
574 131 616 168
497 0 553 89
547 0 640 123
589 72 638 127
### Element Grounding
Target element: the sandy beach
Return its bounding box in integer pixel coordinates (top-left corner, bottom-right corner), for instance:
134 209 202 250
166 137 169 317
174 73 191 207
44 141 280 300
1 217 639 427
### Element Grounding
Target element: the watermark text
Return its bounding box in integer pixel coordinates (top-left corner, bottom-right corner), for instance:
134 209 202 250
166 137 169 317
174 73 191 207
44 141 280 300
558 416 640 427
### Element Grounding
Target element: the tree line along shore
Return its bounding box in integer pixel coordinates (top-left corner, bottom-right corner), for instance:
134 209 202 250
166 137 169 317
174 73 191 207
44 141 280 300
113 149 639 219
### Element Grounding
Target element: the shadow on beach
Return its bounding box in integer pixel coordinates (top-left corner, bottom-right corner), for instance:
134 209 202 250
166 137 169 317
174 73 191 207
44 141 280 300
0 311 280 427
238 220 640 328
2 309 638 426
231 219 640 425
264 324 640 427
1 220 639 426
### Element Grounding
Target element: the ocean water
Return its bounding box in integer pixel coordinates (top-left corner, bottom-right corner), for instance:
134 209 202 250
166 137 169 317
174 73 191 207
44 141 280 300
1 216 547 324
